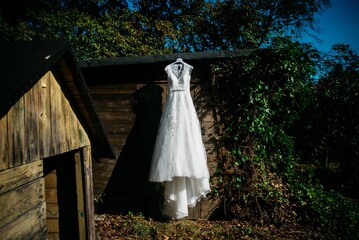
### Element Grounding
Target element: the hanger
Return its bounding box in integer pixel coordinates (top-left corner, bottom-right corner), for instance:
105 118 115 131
171 58 184 68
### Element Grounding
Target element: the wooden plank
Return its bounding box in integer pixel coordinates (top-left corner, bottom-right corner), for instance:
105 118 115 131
46 218 59 233
69 100 80 150
58 85 90 150
187 207 194 219
82 146 96 240
74 150 86 240
105 125 132 135
90 93 134 101
0 196 46 240
107 137 127 148
0 115 8 170
7 94 26 167
107 132 131 142
48 71 90 155
68 97 92 148
0 160 43 195
0 178 45 228
46 203 59 219
44 172 57 188
45 188 58 204
25 84 40 162
105 125 134 136
48 233 60 240
89 83 137 93
98 112 135 126
39 72 52 158
77 120 91 147
61 82 71 153
50 71 65 155
89 88 136 94
92 158 117 195
92 100 134 112
193 203 202 219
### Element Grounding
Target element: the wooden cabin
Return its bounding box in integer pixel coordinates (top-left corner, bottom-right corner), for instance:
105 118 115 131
0 41 114 239
79 50 255 219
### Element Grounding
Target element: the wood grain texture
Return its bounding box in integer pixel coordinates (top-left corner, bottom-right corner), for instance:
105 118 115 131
7 94 26 167
82 146 96 240
38 72 52 158
0 116 8 170
74 150 86 240
50 71 66 154
25 84 40 162
89 82 136 158
39 71 90 158
0 178 45 228
0 192 46 240
0 160 43 195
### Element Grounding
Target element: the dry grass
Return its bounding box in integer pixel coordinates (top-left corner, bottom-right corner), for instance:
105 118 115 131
95 214 322 240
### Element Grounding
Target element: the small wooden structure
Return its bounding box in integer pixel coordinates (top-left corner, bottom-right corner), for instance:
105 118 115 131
79 50 255 219
0 41 114 239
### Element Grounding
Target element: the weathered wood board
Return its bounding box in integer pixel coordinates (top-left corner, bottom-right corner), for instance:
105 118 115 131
0 201 47 240
0 160 46 239
0 160 43 195
0 178 45 228
0 71 91 170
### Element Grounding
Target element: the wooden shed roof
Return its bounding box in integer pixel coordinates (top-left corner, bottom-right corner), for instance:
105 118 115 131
0 41 114 158
79 49 257 85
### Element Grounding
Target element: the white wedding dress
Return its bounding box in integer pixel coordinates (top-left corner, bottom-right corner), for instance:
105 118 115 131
149 59 211 219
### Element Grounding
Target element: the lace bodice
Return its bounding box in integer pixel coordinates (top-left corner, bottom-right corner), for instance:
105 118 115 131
165 60 193 93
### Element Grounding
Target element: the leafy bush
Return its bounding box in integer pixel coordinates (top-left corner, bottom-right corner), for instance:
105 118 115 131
212 38 316 221
211 38 359 238
289 168 359 239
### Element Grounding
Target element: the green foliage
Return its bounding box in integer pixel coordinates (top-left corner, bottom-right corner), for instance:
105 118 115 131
212 37 316 221
289 167 359 239
134 0 330 51
1 0 331 55
211 38 359 238
0 4 176 59
294 44 359 197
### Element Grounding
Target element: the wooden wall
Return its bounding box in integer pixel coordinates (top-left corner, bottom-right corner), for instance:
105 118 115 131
0 71 93 238
89 83 137 158
190 80 221 219
0 160 46 239
0 71 90 170
90 76 221 219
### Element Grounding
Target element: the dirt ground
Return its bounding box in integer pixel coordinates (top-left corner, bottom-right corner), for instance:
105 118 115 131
94 214 322 240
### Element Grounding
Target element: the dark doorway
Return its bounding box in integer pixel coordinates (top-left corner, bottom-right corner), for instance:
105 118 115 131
43 150 85 239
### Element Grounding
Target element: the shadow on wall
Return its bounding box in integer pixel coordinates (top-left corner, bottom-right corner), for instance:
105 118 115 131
100 84 164 219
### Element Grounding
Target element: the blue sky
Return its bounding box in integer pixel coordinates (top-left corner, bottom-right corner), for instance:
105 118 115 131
304 0 359 53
